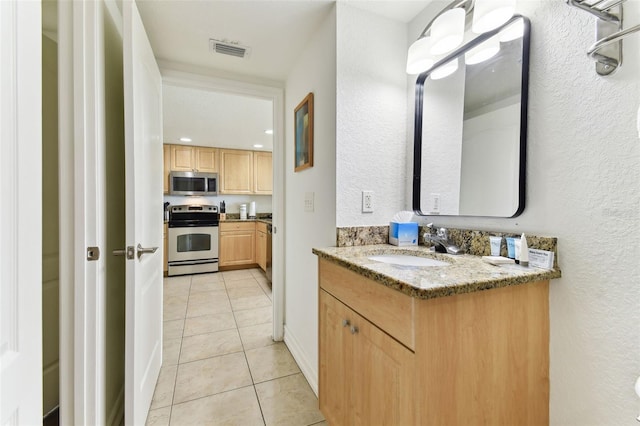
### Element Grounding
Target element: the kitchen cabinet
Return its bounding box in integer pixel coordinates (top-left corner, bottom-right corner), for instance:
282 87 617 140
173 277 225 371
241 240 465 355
255 222 268 271
168 144 219 173
163 145 171 193
253 151 272 194
219 221 256 267
318 257 550 425
163 223 168 275
220 149 253 194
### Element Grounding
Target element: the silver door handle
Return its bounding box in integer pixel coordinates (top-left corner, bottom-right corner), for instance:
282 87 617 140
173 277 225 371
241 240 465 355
137 243 158 259
113 246 135 260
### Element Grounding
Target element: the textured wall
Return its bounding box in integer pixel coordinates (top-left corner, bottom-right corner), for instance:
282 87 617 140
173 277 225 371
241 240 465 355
283 5 336 393
408 1 640 423
336 4 408 227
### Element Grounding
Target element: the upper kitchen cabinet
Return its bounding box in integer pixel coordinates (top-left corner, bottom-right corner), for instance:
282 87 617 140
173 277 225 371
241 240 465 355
253 152 273 195
163 144 171 194
170 145 219 173
220 149 254 194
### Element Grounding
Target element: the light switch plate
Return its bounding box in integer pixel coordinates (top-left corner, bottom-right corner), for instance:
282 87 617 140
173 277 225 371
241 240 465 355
304 192 314 212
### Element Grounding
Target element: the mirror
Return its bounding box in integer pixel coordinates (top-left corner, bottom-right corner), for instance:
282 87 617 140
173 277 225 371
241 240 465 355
413 16 530 217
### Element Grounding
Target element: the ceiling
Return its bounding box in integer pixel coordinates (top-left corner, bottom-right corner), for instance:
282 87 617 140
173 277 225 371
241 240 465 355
138 0 429 153
163 84 274 151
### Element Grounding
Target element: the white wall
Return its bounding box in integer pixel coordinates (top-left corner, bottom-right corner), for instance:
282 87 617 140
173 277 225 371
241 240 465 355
407 1 640 423
283 5 336 393
336 3 408 227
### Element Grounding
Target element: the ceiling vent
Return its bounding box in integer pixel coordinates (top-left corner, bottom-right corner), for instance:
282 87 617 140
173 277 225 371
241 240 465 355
209 39 251 59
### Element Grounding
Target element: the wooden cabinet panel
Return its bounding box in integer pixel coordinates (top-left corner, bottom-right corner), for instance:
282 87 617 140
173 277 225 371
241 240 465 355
220 149 253 194
319 290 415 426
195 147 218 173
170 145 195 171
253 151 272 194
163 144 171 193
219 221 256 267
256 229 267 271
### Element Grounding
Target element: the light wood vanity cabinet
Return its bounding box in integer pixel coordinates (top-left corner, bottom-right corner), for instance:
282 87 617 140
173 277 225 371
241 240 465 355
219 222 256 267
318 258 550 426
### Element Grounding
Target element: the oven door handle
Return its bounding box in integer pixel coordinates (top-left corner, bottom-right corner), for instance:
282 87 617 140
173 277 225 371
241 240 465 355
137 243 159 260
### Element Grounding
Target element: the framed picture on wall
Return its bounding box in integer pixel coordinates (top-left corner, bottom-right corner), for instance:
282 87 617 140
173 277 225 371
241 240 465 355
294 92 314 172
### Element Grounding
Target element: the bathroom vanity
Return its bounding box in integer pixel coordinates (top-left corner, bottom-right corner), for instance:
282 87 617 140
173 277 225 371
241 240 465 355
314 245 561 425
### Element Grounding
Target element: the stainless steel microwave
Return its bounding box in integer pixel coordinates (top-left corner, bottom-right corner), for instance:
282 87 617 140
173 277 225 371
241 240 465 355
169 171 218 196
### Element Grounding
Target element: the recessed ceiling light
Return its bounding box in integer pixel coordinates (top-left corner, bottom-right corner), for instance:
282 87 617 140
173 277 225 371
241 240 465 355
179 137 192 142
253 144 263 148
264 129 273 135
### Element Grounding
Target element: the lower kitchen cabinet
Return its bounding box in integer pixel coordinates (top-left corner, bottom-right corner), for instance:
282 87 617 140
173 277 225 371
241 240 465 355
319 290 415 426
163 223 168 275
219 222 255 267
255 222 268 271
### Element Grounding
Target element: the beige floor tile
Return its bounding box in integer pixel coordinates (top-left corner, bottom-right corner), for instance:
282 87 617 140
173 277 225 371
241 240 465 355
239 323 275 350
146 406 171 426
255 374 324 426
173 352 253 404
227 285 266 300
163 338 182 366
233 306 272 328
183 312 236 336
150 365 177 410
164 295 189 321
163 319 184 340
190 280 226 293
222 269 255 281
170 386 264 426
164 276 191 297
249 268 266 278
230 294 272 312
257 281 272 300
186 296 232 318
191 272 223 285
189 289 229 304
179 329 243 364
223 277 259 289
245 342 300 384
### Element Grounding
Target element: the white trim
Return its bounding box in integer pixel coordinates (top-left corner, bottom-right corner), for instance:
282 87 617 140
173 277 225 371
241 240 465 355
160 67 286 342
284 326 318 396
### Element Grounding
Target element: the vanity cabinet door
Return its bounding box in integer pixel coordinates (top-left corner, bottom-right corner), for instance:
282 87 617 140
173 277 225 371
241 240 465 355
319 289 415 426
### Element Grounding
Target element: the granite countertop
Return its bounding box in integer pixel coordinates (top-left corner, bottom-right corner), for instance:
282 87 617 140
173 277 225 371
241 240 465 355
222 218 272 225
313 244 561 300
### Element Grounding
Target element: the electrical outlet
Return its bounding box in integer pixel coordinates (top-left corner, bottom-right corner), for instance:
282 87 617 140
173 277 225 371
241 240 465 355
430 193 440 214
304 192 314 212
362 191 374 213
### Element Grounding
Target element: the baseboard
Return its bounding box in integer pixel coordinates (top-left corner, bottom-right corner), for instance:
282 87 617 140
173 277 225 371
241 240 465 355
283 325 318 396
106 385 125 426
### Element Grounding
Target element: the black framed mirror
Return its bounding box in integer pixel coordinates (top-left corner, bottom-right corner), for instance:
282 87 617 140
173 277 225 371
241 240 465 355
413 15 530 217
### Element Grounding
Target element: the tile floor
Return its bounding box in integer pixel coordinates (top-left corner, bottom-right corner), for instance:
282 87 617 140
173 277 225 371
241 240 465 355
147 268 326 426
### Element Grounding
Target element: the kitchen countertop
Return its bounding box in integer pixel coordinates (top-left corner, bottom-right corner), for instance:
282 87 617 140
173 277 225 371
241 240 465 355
221 218 272 225
313 244 561 300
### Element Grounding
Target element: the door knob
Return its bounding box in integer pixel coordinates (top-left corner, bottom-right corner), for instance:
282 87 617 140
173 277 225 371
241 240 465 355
137 243 159 259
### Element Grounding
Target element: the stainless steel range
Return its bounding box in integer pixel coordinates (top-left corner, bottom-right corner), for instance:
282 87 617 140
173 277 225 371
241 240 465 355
168 205 219 276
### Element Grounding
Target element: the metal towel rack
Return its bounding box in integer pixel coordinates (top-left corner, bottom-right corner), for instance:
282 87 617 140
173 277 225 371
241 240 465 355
567 0 640 76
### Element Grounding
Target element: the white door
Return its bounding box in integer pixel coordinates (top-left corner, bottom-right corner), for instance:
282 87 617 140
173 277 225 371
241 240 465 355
0 1 43 424
122 1 164 424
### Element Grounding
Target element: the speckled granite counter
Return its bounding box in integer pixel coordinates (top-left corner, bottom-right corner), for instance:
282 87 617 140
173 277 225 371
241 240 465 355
221 218 272 225
313 244 561 300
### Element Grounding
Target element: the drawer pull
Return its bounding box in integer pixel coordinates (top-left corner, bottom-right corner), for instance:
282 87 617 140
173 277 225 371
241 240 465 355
342 319 350 327
350 325 359 335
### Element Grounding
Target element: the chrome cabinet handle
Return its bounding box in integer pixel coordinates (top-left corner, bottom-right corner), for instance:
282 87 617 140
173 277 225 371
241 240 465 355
350 326 359 335
137 243 158 259
342 319 350 327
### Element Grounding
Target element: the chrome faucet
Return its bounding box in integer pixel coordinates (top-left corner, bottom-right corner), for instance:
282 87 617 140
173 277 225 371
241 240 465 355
423 224 465 255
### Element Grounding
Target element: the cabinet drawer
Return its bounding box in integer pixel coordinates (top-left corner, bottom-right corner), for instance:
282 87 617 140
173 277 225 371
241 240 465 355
256 221 268 233
220 221 256 232
319 258 415 350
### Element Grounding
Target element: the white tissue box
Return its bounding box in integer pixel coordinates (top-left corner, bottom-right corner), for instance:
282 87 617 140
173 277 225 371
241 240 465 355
389 222 418 246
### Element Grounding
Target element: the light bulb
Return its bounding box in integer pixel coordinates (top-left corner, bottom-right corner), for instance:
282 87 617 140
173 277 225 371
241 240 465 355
499 19 525 42
472 0 516 34
407 37 435 75
430 9 465 55
431 58 459 80
466 37 500 65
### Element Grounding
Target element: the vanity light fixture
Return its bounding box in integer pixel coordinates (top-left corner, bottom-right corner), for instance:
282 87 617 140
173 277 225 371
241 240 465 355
472 0 516 33
179 137 192 142
430 8 466 55
465 37 500 65
406 0 515 75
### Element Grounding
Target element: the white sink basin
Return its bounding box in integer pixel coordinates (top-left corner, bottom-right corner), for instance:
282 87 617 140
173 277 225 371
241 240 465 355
368 254 449 267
